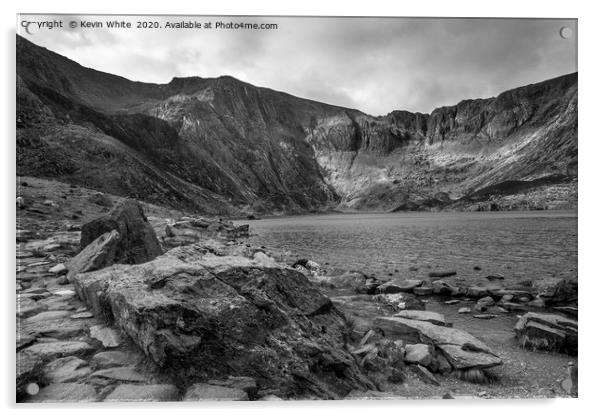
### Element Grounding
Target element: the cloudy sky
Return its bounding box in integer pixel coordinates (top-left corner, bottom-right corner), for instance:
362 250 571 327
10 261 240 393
18 15 577 115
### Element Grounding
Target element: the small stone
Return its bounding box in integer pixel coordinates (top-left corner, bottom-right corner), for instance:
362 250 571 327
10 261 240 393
458 307 471 314
528 298 546 308
394 310 446 326
444 300 461 305
404 343 433 366
477 296 495 307
486 274 504 280
48 263 68 275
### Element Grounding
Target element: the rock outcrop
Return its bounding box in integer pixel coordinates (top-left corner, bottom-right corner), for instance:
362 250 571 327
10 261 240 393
72 244 375 399
80 199 163 264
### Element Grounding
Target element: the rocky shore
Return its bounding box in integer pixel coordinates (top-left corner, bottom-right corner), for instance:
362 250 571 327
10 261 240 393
16 177 578 402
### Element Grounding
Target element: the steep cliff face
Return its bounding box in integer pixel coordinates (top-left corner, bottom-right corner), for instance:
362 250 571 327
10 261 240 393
16 35 577 214
307 73 577 211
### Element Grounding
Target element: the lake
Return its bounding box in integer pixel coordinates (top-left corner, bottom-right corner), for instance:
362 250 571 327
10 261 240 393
238 211 578 287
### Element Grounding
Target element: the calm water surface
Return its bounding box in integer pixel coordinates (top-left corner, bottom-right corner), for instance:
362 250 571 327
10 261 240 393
238 211 577 286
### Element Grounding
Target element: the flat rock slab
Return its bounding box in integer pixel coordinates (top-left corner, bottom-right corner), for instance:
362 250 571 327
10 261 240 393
394 310 446 326
90 325 121 347
374 316 501 370
377 279 422 294
21 318 89 339
90 366 148 383
183 383 248 401
23 383 97 403
20 341 93 361
91 351 139 369
104 384 179 402
43 356 92 383
437 344 503 370
23 310 72 324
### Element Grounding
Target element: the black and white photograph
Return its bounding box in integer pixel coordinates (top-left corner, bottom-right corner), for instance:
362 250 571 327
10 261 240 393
13 8 582 406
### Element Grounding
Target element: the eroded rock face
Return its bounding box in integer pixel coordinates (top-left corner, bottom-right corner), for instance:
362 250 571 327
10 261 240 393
72 244 374 399
80 199 163 264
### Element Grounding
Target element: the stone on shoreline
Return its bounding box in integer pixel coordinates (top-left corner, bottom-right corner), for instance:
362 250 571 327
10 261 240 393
164 217 249 248
377 279 422 294
514 312 577 355
394 310 446 326
374 316 501 370
183 383 248 401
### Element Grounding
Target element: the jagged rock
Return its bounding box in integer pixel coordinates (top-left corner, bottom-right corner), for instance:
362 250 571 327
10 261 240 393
104 384 179 402
66 230 121 281
42 356 92 383
80 199 163 264
20 341 93 361
375 293 424 311
23 383 98 402
404 344 432 366
514 312 577 355
374 316 501 370
183 383 248 401
394 310 446 326
72 245 374 399
377 279 422 294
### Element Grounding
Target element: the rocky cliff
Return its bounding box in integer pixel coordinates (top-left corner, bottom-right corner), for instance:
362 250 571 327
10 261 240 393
17 35 577 214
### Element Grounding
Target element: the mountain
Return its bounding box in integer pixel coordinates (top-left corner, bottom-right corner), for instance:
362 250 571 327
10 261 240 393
16 35 577 214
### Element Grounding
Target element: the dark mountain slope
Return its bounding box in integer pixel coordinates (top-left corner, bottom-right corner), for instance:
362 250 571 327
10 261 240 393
16 35 577 214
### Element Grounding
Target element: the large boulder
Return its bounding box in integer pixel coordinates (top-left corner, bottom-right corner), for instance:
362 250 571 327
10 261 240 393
514 312 577 355
538 279 578 306
72 244 374 399
80 199 163 264
373 316 501 370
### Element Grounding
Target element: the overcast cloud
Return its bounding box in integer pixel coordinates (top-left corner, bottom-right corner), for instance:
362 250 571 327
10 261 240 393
18 15 577 115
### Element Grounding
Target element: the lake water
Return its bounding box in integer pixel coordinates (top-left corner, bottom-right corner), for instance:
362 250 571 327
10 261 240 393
239 211 578 287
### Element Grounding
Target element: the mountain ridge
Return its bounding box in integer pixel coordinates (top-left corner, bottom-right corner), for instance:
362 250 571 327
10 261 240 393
16 35 577 214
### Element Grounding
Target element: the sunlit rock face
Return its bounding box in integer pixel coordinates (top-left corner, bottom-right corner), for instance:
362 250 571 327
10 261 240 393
17 34 577 214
